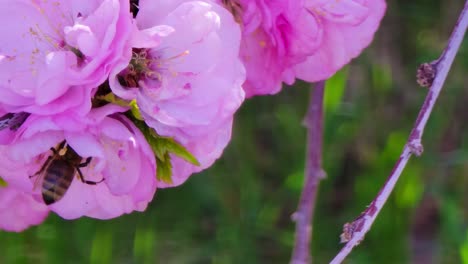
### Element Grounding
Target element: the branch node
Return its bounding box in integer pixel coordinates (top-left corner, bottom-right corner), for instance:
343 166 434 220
331 2 468 262
408 140 424 156
339 215 366 244
416 62 437 87
317 169 327 179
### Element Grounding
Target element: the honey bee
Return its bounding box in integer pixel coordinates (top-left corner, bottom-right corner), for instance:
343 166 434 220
31 140 104 205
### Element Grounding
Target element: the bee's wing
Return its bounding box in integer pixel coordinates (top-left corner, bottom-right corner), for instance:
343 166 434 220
0 112 29 131
8 112 29 130
32 155 53 191
32 171 44 191
0 113 14 130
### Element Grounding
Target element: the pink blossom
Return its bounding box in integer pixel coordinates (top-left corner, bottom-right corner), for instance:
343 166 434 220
0 185 49 232
0 0 133 115
219 0 386 97
292 0 387 82
222 0 318 97
109 0 245 186
0 106 156 220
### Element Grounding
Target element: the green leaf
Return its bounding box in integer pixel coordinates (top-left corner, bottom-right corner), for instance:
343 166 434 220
130 117 200 184
133 123 165 161
98 93 145 122
133 119 200 166
156 153 173 184
96 93 130 107
154 136 200 166
0 176 7 187
129 100 144 121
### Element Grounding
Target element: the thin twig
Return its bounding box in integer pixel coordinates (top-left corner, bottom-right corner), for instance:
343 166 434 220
330 2 468 263
290 81 326 264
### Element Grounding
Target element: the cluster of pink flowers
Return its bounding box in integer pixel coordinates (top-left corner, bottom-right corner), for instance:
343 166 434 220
0 0 385 232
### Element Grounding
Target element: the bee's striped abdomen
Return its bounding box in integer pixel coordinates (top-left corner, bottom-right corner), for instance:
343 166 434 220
41 159 76 205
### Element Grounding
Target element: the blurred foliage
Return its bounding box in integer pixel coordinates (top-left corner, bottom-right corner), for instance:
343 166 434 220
1 0 468 263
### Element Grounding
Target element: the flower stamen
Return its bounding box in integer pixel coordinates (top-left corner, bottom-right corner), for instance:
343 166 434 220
117 48 190 88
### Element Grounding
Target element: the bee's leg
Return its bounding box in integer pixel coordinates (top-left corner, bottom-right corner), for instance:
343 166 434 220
29 155 52 178
50 140 66 154
76 167 104 185
76 157 104 185
30 155 54 191
50 148 57 155
31 142 61 178
78 157 92 167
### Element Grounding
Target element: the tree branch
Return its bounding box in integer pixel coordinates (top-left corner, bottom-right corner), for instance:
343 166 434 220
330 2 468 263
290 81 326 264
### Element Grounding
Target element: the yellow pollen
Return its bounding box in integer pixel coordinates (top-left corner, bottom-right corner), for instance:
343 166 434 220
58 146 67 156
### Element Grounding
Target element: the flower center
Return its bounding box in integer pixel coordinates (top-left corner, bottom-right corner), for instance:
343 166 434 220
117 48 189 89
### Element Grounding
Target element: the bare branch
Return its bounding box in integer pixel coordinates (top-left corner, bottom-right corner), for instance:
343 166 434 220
290 81 326 264
330 1 468 263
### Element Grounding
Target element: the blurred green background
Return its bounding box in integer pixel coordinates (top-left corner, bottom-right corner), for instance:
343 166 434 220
2 0 468 263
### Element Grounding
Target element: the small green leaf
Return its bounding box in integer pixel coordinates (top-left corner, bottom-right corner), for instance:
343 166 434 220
98 93 144 122
133 119 200 166
130 118 147 133
156 153 173 184
154 136 201 166
96 93 130 107
0 176 7 187
138 127 166 161
130 117 200 184
129 100 144 121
